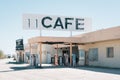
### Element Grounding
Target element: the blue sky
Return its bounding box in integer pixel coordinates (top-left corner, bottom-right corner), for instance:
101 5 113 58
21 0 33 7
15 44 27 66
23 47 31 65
0 0 120 55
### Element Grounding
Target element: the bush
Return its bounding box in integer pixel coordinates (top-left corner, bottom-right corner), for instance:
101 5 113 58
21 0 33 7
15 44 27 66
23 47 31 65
0 50 5 59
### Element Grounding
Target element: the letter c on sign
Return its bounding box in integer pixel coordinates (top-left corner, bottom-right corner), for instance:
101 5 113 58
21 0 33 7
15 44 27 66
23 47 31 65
42 16 52 28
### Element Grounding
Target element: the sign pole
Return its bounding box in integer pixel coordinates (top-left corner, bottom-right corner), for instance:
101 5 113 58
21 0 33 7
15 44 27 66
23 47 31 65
70 31 72 37
40 27 42 36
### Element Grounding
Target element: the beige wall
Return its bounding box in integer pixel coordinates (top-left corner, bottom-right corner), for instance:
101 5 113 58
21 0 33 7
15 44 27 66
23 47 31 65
78 40 120 68
25 43 56 64
41 44 56 63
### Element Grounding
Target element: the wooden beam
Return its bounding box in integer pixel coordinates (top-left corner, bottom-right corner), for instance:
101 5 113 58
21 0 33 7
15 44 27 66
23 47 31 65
70 42 72 66
57 44 58 54
55 44 58 65
29 44 31 54
29 43 32 66
39 42 42 67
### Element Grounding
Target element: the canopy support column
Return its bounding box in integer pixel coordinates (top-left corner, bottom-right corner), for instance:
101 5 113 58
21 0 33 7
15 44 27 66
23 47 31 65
55 44 59 66
57 44 58 54
70 42 72 66
39 42 42 67
29 44 32 54
29 43 32 66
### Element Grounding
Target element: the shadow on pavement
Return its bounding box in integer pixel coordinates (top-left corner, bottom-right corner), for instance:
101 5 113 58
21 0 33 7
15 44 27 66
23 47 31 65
6 61 24 64
0 66 33 73
72 66 120 75
0 64 67 73
1 61 120 75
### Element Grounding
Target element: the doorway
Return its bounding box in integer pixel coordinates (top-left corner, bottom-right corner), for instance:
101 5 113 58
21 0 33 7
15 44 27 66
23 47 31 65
85 51 89 66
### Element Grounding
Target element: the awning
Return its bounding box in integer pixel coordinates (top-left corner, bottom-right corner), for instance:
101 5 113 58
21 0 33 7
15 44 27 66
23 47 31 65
28 36 82 44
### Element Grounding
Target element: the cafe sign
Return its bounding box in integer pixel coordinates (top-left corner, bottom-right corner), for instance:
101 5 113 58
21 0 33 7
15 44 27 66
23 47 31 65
23 14 92 31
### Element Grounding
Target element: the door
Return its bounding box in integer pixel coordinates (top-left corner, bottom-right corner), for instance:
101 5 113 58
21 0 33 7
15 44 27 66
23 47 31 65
85 51 89 66
79 49 85 66
46 53 51 64
62 50 69 66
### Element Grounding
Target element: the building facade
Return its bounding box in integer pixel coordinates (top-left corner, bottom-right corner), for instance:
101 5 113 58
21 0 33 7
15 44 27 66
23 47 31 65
79 40 120 68
77 26 120 68
25 26 120 68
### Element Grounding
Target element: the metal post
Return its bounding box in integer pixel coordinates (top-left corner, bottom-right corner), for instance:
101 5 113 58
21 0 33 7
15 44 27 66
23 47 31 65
40 30 42 36
70 42 72 66
70 31 72 37
40 25 42 36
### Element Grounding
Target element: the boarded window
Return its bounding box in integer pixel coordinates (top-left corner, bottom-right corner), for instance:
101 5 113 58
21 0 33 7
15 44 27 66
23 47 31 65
107 47 114 58
79 49 85 60
89 48 98 61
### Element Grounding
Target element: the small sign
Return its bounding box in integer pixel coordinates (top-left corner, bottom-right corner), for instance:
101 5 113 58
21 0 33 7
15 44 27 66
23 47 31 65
16 39 24 50
23 14 92 31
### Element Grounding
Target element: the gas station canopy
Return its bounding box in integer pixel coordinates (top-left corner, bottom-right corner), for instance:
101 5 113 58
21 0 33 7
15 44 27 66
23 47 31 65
28 36 83 44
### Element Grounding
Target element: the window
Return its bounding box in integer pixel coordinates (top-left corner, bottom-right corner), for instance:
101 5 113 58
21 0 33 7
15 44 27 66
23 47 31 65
107 47 114 58
89 48 98 61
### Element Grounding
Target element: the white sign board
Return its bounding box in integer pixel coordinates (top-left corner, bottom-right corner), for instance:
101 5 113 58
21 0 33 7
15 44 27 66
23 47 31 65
23 14 92 31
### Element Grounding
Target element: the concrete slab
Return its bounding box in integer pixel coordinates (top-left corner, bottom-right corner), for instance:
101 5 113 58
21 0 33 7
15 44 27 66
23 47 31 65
0 58 120 80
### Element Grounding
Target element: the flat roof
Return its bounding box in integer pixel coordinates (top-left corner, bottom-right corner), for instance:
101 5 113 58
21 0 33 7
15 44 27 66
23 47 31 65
28 26 120 44
75 26 120 43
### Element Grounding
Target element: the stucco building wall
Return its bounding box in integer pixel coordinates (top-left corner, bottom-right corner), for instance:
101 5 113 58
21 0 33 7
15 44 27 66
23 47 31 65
79 40 120 68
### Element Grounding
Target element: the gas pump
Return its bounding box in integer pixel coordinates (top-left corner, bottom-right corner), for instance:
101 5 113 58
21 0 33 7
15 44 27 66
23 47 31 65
58 56 62 65
30 54 39 67
30 55 33 66
33 54 36 66
72 54 76 67
51 57 54 64
35 54 39 67
63 53 69 66
54 54 58 65
65 54 69 66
